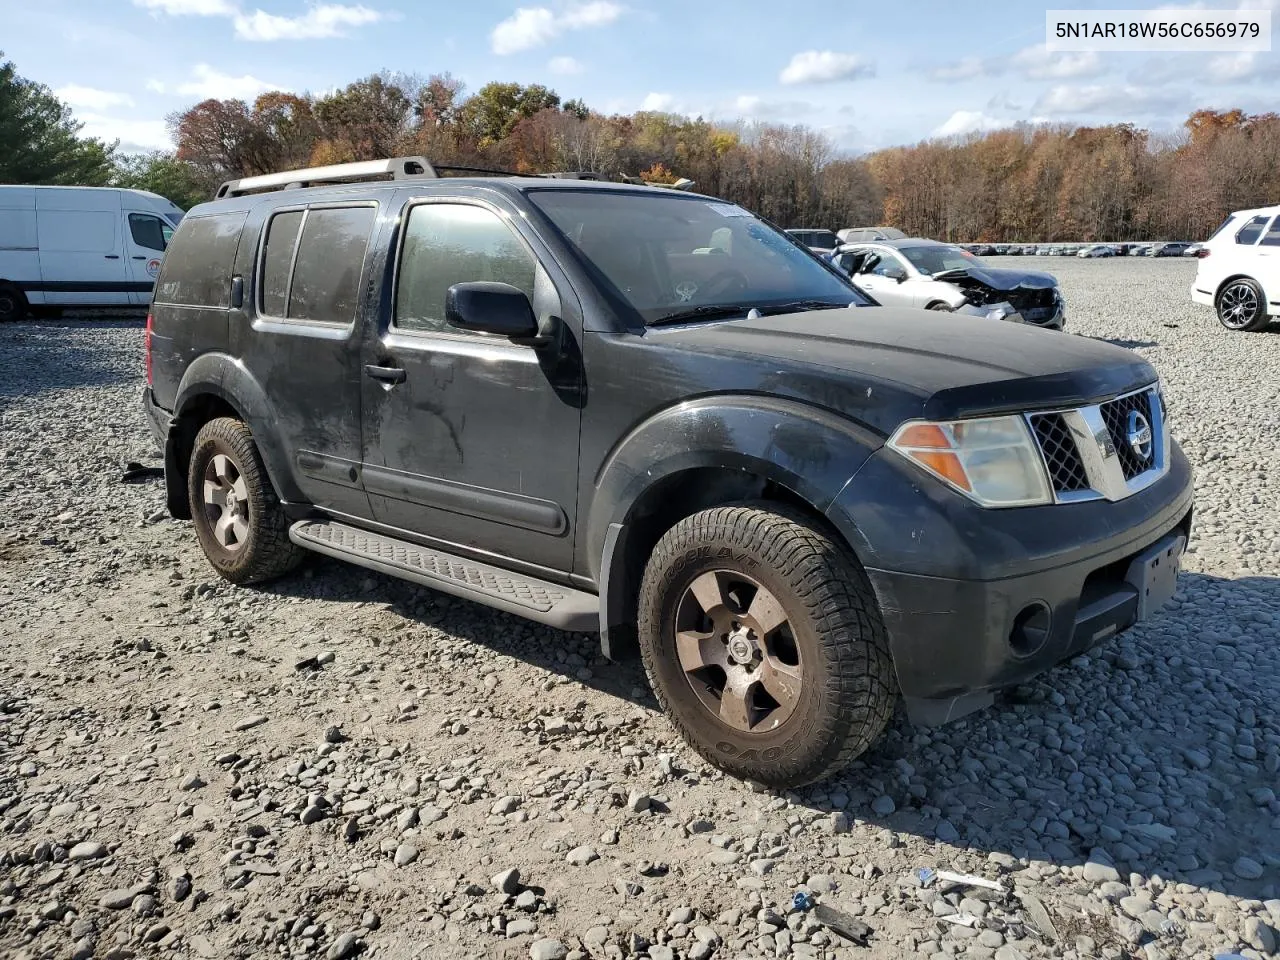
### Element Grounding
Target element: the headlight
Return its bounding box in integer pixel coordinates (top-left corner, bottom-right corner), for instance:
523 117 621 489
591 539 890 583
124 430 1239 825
887 416 1052 507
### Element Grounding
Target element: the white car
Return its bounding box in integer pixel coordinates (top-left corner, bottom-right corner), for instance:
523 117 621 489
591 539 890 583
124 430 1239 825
829 238 1066 329
0 185 184 322
1191 203 1280 332
1078 244 1117 258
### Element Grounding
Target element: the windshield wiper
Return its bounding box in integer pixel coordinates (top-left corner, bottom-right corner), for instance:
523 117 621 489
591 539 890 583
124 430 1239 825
758 299 851 315
648 304 753 326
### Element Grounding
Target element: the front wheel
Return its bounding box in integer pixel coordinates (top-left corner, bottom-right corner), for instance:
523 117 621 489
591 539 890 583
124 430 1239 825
637 504 896 788
926 301 955 312
1217 278 1270 332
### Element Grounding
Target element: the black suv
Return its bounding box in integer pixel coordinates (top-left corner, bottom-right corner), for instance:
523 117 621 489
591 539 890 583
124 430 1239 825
143 157 1193 787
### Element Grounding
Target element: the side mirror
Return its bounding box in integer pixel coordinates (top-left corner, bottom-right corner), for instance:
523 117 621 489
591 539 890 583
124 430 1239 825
445 282 539 340
886 266 908 283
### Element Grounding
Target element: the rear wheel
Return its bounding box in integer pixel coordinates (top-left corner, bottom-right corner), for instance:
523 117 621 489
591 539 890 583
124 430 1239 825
187 417 305 584
637 503 896 787
0 283 28 323
1217 278 1270 332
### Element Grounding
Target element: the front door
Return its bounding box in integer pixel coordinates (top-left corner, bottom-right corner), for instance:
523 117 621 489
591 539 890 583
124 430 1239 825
360 195 583 574
855 250 914 307
124 212 173 304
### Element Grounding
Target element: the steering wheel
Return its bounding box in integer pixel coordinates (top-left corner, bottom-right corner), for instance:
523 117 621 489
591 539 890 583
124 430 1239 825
678 269 749 302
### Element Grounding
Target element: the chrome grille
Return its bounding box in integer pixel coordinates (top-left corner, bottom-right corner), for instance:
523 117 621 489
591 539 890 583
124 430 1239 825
1099 390 1155 479
1029 413 1090 493
1024 384 1166 503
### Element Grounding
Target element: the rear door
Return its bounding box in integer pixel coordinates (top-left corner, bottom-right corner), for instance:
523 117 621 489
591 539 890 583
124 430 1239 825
36 190 131 304
1254 215 1280 312
236 201 381 520
124 211 174 304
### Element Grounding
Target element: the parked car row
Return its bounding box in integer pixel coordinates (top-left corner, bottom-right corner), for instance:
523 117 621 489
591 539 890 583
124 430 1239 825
955 242 1200 258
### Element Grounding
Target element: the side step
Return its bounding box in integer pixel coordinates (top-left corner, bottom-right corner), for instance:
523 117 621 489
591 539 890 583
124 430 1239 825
289 520 599 632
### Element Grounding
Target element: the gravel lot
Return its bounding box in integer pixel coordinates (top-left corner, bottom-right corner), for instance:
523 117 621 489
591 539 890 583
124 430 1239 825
1 258 1277 960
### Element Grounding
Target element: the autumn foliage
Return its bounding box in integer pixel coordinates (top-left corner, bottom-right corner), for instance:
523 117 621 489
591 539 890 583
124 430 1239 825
165 71 1280 241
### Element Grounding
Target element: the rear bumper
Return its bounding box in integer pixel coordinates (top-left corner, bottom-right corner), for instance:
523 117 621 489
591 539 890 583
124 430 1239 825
826 442 1194 722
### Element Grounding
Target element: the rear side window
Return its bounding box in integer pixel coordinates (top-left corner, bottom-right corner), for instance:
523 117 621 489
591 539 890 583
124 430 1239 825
258 205 376 324
1259 216 1280 247
1235 215 1270 245
394 203 536 334
156 213 247 306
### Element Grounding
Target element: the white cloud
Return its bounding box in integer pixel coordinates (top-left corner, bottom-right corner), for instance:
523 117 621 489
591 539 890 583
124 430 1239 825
640 92 676 112
1012 45 1106 81
548 55 584 75
54 84 135 111
175 63 283 100
77 113 173 152
134 0 236 14
933 110 1007 138
134 0 384 41
928 57 990 82
728 95 813 120
145 79 168 93
1204 50 1280 83
779 50 874 85
233 4 382 40
491 2 624 55
1035 84 1183 115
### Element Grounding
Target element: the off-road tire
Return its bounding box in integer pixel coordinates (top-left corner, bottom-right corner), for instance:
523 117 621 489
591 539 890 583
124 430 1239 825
637 503 896 787
1216 278 1270 332
0 283 28 323
188 417 305 584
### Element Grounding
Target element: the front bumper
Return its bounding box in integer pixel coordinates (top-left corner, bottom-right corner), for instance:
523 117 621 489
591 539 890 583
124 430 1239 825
826 441 1194 723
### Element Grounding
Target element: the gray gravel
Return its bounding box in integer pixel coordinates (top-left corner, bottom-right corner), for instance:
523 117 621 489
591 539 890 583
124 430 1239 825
0 259 1278 960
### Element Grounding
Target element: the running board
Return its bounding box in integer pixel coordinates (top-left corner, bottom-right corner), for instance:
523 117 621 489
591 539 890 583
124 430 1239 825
289 520 599 631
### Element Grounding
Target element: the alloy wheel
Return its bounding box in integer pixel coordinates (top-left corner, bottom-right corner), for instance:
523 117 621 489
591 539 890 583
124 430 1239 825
202 453 250 551
1219 282 1259 329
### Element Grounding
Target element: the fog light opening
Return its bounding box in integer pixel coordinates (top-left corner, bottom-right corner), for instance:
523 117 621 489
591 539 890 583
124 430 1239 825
1009 602 1051 658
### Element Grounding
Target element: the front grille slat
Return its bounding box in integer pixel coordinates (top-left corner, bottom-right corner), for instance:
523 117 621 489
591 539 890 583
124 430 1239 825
1099 391 1155 480
1030 413 1090 494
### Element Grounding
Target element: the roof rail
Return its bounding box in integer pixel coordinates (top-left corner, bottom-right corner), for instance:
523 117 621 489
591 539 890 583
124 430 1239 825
214 156 438 200
539 171 606 180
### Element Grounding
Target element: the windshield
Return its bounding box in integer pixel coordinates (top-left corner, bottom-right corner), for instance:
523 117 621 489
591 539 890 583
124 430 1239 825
897 244 983 276
528 190 866 323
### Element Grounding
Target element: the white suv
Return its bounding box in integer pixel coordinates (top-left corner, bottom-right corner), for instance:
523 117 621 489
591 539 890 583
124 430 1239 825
1192 203 1280 332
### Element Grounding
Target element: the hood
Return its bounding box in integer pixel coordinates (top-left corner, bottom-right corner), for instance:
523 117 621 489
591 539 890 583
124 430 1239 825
647 306 1155 430
932 266 1057 290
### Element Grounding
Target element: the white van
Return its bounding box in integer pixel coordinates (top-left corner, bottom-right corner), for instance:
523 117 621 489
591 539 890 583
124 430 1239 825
0 186 185 322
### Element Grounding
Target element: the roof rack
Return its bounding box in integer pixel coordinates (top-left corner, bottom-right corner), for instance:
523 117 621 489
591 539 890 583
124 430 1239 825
215 156 438 200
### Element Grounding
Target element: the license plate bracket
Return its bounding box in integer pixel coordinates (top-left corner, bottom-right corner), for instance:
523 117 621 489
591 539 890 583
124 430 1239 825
1124 533 1185 621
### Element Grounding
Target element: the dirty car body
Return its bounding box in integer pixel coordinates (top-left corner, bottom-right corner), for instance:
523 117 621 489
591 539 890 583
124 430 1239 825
830 239 1067 329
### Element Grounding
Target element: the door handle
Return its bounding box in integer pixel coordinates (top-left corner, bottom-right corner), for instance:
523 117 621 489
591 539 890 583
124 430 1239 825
132 255 148 260
104 255 120 260
364 363 406 385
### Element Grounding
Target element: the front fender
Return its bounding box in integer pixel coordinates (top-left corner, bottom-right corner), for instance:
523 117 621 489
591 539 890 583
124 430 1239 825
173 353 300 504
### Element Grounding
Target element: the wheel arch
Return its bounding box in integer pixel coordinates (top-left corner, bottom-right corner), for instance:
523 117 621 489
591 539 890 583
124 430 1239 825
165 354 297 518
589 396 884 660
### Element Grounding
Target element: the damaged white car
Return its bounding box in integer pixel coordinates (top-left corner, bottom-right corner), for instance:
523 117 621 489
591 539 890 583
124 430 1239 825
829 238 1067 330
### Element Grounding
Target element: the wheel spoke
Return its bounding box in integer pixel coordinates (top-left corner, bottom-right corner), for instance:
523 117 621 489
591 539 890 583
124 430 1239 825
229 515 249 545
204 481 227 508
718 678 754 730
676 629 727 673
688 571 731 616
214 512 235 547
231 476 249 502
759 658 802 711
747 587 788 637
212 454 233 486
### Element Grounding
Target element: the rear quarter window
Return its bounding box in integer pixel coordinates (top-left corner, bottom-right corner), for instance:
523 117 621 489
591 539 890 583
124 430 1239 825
156 212 248 306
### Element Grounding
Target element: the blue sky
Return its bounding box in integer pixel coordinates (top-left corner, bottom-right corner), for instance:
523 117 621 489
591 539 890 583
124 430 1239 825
4 0 1279 154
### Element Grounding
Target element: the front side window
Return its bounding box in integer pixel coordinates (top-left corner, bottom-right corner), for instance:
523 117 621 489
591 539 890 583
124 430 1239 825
394 203 537 334
129 213 167 251
1235 215 1270 245
257 205 376 324
869 252 909 277
528 189 865 324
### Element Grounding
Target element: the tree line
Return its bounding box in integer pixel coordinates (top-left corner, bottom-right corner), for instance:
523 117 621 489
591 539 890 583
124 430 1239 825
3 54 1277 243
